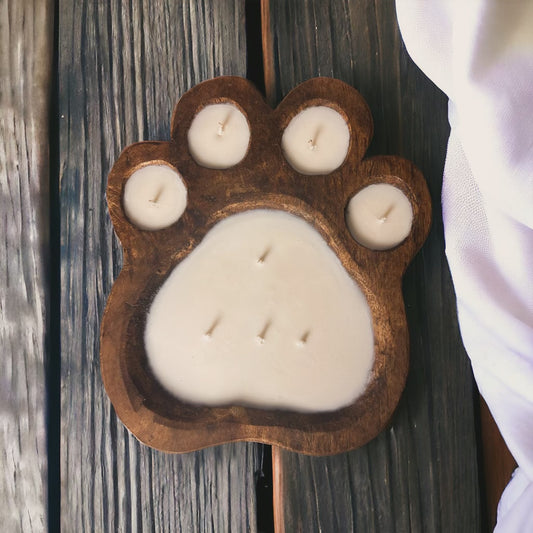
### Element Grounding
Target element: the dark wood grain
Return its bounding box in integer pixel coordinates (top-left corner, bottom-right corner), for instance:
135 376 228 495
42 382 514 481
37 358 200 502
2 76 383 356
480 397 516 529
101 76 431 455
59 1 262 531
264 0 483 531
0 1 53 531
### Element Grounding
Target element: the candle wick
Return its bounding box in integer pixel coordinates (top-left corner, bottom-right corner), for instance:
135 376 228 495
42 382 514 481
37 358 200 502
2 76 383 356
217 111 232 136
256 320 271 344
257 247 271 264
307 126 322 151
379 204 394 222
296 330 310 347
149 187 164 204
204 316 221 339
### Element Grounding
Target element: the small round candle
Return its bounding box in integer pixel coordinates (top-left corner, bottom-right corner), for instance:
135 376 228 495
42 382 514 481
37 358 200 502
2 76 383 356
123 164 187 231
281 105 350 175
187 102 250 169
346 183 413 250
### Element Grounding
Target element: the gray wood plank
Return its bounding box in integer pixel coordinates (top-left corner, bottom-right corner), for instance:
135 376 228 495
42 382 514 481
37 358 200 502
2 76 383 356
59 1 261 531
0 1 53 531
264 1 483 531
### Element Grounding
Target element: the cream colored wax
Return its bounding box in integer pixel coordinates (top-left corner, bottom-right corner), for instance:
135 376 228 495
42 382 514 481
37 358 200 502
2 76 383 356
187 103 250 169
123 164 187 231
281 106 350 175
346 183 414 250
145 210 374 412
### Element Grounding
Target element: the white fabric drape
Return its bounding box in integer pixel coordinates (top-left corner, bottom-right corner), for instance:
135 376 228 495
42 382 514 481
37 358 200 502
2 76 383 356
395 1 533 530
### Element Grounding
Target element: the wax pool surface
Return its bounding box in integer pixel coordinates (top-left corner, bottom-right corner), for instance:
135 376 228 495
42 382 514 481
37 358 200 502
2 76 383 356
123 164 187 231
346 183 414 250
281 105 350 175
145 209 374 412
187 103 250 169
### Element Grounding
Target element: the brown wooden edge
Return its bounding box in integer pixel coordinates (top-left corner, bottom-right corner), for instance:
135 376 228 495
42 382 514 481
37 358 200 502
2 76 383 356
480 396 517 529
272 446 285 533
261 0 275 107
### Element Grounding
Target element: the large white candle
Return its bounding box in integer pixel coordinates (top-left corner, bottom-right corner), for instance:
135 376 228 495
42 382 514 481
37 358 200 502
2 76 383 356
145 209 374 412
187 103 250 169
346 183 413 250
123 164 187 231
281 105 350 175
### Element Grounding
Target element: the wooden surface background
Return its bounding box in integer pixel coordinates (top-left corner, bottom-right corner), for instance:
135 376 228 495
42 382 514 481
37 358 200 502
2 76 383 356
1 0 499 531
59 1 263 532
1 1 53 531
263 1 482 531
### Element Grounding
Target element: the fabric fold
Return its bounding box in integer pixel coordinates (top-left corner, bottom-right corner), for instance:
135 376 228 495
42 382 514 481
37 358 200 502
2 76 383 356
396 1 533 530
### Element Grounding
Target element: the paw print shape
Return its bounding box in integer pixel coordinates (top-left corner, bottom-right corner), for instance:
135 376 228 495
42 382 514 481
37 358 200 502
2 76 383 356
101 77 431 455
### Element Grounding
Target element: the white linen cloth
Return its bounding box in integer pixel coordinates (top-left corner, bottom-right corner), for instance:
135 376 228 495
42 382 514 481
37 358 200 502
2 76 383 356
395 1 533 530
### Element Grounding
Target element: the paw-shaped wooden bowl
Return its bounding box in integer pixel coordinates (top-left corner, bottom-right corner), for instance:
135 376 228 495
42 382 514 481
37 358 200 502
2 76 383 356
101 77 431 455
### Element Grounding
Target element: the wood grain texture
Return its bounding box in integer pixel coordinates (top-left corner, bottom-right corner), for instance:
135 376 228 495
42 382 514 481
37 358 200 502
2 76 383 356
0 1 53 531
264 0 483 531
480 397 517 529
59 1 261 531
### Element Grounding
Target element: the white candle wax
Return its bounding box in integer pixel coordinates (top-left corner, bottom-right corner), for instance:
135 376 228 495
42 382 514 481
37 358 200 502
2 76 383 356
187 102 250 169
281 105 350 175
145 210 374 413
123 164 187 231
346 183 413 250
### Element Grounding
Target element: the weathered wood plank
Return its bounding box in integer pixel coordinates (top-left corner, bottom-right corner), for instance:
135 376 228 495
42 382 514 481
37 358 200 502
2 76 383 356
0 1 53 531
59 1 261 531
480 397 516 529
263 1 483 531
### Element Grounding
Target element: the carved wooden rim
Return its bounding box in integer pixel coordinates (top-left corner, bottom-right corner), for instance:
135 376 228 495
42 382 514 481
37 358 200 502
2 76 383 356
101 76 431 455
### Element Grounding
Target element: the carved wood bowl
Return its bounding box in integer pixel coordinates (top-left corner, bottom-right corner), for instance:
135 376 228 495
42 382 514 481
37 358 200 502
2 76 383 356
100 76 431 455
